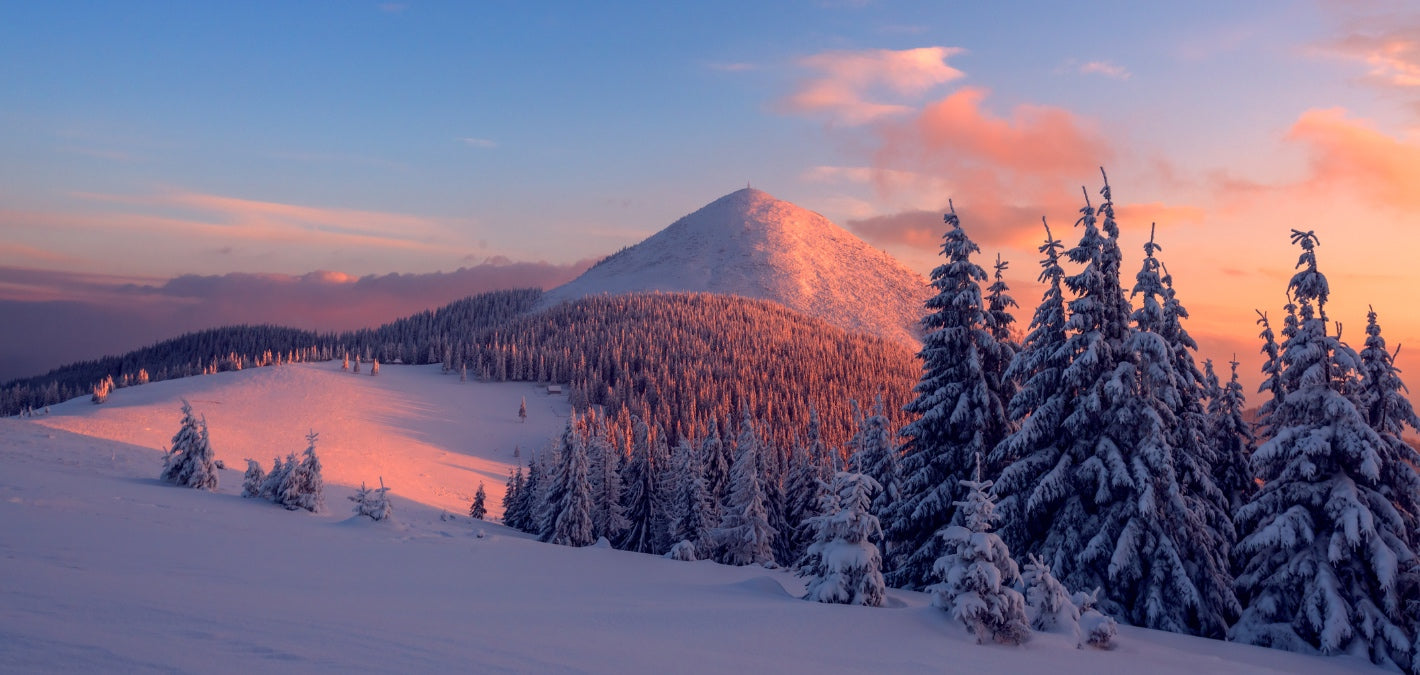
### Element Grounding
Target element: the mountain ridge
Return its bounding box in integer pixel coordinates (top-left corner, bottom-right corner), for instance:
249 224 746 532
542 188 930 347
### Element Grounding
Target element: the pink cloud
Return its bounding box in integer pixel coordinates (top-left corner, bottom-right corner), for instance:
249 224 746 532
779 47 966 125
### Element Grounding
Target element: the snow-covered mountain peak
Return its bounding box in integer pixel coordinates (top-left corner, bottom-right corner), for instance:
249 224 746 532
543 188 930 346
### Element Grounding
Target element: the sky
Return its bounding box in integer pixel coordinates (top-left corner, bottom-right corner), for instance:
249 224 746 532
3 0 1420 392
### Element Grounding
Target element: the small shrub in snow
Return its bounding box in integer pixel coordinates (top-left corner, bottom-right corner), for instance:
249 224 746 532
241 459 265 498
666 539 698 561
930 469 1029 645
350 477 393 521
259 455 289 501
797 472 885 607
275 430 324 513
1072 588 1117 649
159 399 219 491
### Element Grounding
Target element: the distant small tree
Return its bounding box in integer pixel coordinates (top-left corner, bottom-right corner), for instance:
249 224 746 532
241 459 265 498
276 430 324 513
370 358 380 376
91 375 114 404
519 397 527 423
460 363 468 382
353 356 361 374
350 477 393 521
159 399 219 490
342 353 350 371
470 482 487 520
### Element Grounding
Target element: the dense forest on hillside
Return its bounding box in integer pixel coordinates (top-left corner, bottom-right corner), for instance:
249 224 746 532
3 290 920 454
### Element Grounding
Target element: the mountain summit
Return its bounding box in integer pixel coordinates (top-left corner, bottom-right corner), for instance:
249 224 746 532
543 188 930 345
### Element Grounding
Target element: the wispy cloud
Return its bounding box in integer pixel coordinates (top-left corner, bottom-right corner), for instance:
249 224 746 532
779 47 966 125
459 137 498 149
1327 31 1420 87
1078 60 1132 80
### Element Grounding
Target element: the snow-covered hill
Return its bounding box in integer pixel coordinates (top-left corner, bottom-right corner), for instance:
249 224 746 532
0 365 1384 673
542 188 930 346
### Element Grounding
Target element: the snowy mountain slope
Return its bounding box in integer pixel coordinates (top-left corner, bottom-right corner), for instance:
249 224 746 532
542 188 931 346
30 362 569 515
0 367 1386 673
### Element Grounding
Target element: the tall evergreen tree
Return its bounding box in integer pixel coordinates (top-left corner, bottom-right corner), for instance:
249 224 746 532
984 253 1021 424
545 416 596 547
784 439 829 565
1254 310 1285 440
1232 231 1416 670
667 436 713 556
277 430 324 513
587 414 628 542
469 482 487 520
701 416 730 524
886 203 1011 590
713 409 777 566
991 218 1071 554
619 418 667 554
848 395 899 524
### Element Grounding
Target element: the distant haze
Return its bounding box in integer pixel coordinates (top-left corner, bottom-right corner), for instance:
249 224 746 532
0 259 591 383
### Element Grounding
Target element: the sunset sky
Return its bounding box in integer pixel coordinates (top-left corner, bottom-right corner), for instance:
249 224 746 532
3 1 1419 390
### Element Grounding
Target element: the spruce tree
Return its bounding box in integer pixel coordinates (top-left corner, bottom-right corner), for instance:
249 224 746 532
701 416 730 524
930 460 1030 645
667 436 713 556
159 399 219 491
277 430 324 513
1205 358 1257 513
619 418 667 554
984 253 1021 427
545 417 596 547
784 439 829 565
470 482 487 520
848 395 899 524
241 459 264 498
798 471 885 607
588 415 628 542
502 466 523 527
713 409 777 566
991 218 1071 554
886 203 1011 590
1231 231 1416 670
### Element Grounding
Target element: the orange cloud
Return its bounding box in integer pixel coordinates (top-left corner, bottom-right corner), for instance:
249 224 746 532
1327 30 1420 88
1285 107 1420 211
780 47 965 125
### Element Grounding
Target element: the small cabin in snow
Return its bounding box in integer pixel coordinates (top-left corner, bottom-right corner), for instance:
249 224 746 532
546 385 563 395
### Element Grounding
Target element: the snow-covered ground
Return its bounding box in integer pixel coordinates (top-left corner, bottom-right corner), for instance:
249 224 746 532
0 364 1386 673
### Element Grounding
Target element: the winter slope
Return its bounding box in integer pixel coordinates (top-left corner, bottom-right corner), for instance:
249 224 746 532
0 366 1383 674
31 362 570 515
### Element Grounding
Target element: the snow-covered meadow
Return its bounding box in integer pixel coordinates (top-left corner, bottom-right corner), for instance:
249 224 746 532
0 364 1385 673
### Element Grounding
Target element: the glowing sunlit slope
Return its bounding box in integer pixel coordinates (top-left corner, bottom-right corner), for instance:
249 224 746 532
543 188 931 346
33 362 568 514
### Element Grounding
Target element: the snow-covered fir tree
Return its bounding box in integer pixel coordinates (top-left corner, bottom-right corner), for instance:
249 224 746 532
784 438 829 565
984 253 1020 424
469 482 487 520
544 415 596 547
1020 554 1082 644
798 471 885 607
259 455 287 501
508 456 542 533
666 435 713 557
930 461 1030 645
1205 358 1257 513
887 203 1012 590
159 399 218 490
350 477 393 521
847 395 899 526
518 396 527 423
501 465 524 526
587 413 629 542
713 409 777 566
700 416 729 524
241 459 264 498
1231 230 1417 670
619 417 668 554
990 218 1071 554
276 430 324 513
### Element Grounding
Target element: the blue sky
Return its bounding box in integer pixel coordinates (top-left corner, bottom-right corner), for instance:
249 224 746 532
4 0 1420 387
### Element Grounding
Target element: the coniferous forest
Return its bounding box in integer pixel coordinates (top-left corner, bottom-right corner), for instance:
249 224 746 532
7 171 1420 672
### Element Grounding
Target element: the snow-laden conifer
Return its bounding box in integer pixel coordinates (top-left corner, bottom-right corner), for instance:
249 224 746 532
277 430 324 512
1205 358 1256 513
847 395 899 524
991 218 1071 554
544 416 596 547
713 410 777 566
784 439 829 565
984 253 1020 425
469 482 487 520
587 414 628 542
930 460 1029 645
667 436 712 557
619 418 668 554
798 471 885 607
159 399 219 490
350 477 393 521
501 466 524 527
1231 231 1416 670
1020 554 1080 643
241 459 264 498
887 203 1011 590
701 416 730 523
